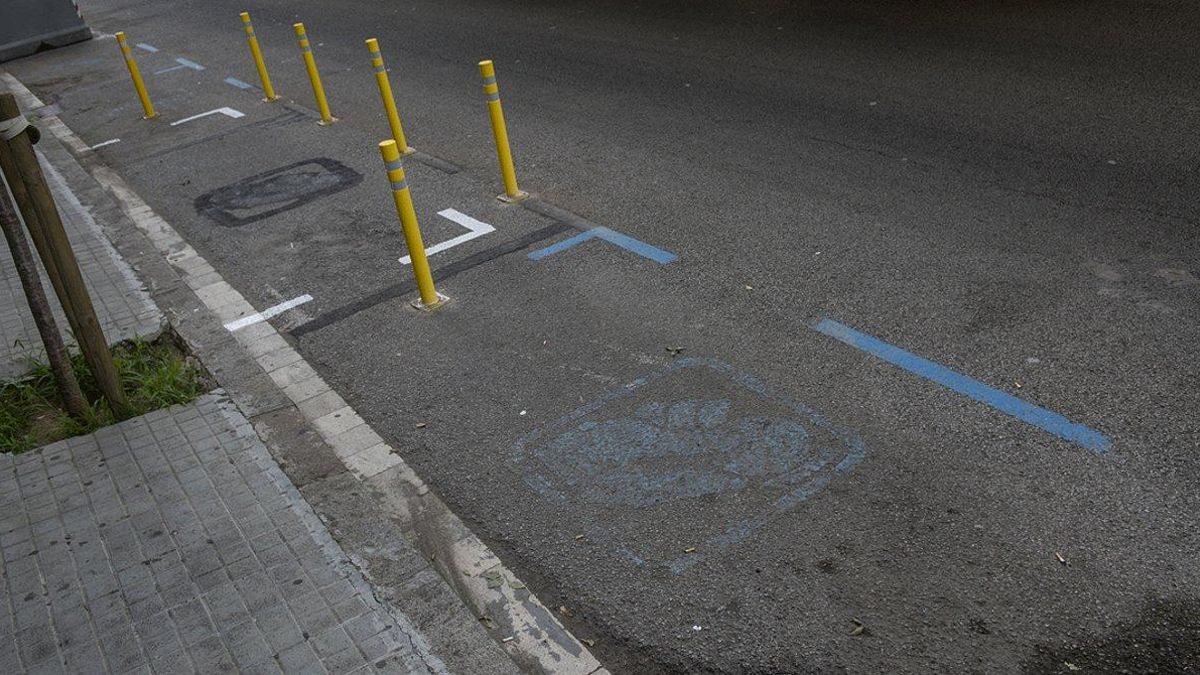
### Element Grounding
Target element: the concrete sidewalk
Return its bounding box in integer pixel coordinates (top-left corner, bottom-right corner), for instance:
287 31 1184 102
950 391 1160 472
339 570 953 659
0 393 440 674
0 151 162 378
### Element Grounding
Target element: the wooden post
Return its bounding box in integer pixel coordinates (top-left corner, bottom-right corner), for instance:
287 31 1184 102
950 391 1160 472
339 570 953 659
0 116 75 322
0 94 128 416
0 176 86 416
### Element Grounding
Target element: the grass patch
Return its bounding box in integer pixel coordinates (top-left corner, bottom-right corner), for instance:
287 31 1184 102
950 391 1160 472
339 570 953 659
0 333 211 454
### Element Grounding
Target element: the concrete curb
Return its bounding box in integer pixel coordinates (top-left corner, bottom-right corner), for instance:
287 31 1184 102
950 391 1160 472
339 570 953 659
1 70 606 675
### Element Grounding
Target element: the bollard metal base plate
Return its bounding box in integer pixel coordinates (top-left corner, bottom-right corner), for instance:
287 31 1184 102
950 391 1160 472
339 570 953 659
411 292 450 311
317 116 339 126
496 190 529 204
263 95 281 103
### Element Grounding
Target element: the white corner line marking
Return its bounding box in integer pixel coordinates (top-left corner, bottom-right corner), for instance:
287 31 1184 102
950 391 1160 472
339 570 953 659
224 294 313 332
399 208 496 265
170 107 246 127
89 138 121 150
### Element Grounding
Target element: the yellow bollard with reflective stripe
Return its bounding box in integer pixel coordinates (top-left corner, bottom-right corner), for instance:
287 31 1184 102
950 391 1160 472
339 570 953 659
115 32 156 119
293 23 334 125
365 38 413 156
478 60 526 202
240 12 279 101
378 140 443 308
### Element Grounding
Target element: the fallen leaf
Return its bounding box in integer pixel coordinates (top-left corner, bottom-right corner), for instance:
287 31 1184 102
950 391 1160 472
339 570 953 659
574 534 584 541
415 422 427 428
583 638 596 647
684 547 697 554
484 570 504 589
479 616 495 629
666 346 684 356
1055 552 1067 565
509 579 526 590
850 618 866 636
559 605 572 617
1064 662 1081 672
1014 382 1023 389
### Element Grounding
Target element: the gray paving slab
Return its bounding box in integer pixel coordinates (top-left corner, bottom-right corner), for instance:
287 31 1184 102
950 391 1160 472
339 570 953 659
0 152 162 378
0 393 443 674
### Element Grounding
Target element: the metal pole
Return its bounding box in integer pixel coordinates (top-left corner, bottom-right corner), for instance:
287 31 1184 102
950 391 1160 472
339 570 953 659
115 32 157 119
378 140 442 308
293 23 334 125
478 60 526 202
366 38 413 155
240 12 279 101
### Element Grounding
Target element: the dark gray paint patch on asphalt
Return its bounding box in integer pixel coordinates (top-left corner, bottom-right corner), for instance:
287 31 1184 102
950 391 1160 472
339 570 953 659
194 157 362 227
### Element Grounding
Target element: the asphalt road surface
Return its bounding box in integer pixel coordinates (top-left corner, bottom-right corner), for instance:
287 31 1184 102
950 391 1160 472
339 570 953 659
6 0 1198 672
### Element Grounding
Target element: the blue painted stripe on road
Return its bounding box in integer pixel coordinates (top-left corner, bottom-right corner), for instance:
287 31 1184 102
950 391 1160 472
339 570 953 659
224 77 253 90
528 230 597 260
595 227 679 264
813 318 1112 454
153 64 185 74
135 43 158 52
175 58 205 71
528 226 677 264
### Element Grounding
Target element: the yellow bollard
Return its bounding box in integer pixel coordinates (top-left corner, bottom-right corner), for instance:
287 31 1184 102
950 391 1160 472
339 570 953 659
365 38 413 156
240 12 279 101
378 140 443 308
478 60 526 202
293 23 335 125
115 32 156 119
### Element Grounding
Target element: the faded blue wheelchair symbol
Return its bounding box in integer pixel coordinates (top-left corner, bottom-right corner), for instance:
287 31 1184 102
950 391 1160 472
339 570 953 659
511 358 866 574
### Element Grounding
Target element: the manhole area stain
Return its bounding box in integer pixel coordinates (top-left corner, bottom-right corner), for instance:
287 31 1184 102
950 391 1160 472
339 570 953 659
511 358 867 574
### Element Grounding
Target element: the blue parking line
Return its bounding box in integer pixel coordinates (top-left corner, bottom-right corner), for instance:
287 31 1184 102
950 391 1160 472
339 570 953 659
813 318 1112 454
528 226 677 264
528 230 596 260
595 228 678 263
135 43 158 52
224 77 253 90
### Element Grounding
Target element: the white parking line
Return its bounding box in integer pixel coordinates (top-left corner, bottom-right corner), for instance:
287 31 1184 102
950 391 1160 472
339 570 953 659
399 208 496 265
89 138 121 150
224 294 313 332
170 107 245 126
